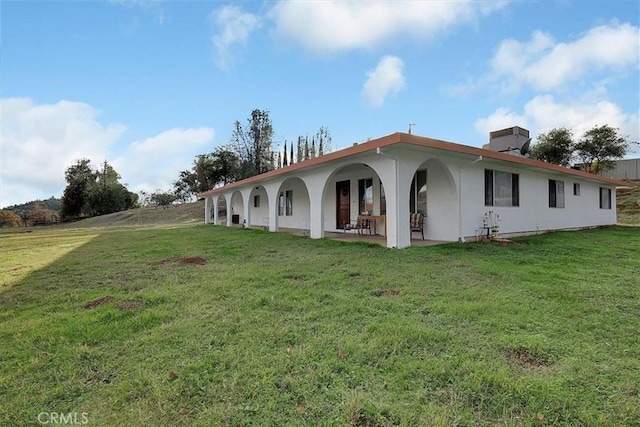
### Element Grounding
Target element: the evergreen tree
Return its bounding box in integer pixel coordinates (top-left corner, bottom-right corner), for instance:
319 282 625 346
290 142 294 165
283 141 288 167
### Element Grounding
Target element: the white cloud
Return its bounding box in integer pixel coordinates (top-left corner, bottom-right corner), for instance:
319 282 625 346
270 0 507 54
474 107 528 138
112 127 214 194
1 98 125 208
475 95 639 146
362 56 406 108
211 5 260 70
490 22 639 91
0 97 216 208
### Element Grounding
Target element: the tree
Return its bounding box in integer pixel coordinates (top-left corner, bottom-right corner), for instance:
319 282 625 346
316 126 332 155
575 125 631 175
150 190 176 209
290 142 294 165
283 141 288 167
27 203 57 226
296 137 304 164
174 148 242 199
61 159 95 219
230 109 276 179
85 161 136 216
531 127 575 167
0 210 22 228
61 159 135 219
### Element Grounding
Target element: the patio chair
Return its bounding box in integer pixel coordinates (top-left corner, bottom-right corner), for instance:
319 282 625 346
343 216 372 236
410 212 425 240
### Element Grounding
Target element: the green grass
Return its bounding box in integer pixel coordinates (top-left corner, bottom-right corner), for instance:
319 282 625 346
1 225 639 426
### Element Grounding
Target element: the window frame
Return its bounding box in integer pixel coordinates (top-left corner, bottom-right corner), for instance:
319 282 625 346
549 179 565 208
599 187 612 209
253 195 260 208
573 183 580 196
358 178 373 215
278 192 284 216
410 169 428 214
285 190 293 216
484 169 519 207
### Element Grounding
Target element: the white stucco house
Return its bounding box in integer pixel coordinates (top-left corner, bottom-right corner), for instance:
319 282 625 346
198 128 629 249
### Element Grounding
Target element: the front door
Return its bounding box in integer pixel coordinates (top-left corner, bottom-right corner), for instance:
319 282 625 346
336 180 350 229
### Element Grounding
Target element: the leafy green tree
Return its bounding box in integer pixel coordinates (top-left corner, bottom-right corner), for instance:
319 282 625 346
575 125 632 174
531 127 575 167
174 148 241 199
61 159 135 219
61 159 95 219
0 210 22 227
150 190 176 209
230 109 276 178
85 161 136 216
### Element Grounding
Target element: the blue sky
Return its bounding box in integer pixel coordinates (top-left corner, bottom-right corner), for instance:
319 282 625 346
2 0 639 208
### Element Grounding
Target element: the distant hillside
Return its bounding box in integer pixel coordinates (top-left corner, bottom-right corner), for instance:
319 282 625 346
62 200 205 228
4 197 62 217
617 185 640 225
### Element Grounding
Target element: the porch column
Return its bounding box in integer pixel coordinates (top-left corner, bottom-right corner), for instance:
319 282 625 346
307 181 324 239
226 192 233 227
204 197 211 224
374 157 412 248
241 188 251 227
263 182 281 232
212 196 218 225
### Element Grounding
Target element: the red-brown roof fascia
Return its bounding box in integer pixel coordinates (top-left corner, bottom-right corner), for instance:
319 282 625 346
197 132 632 197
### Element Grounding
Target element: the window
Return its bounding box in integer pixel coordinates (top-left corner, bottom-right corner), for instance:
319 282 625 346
254 195 260 208
358 178 373 214
285 190 293 216
573 183 580 196
549 179 565 208
410 170 427 214
380 183 386 216
278 192 284 216
600 187 611 209
485 169 519 207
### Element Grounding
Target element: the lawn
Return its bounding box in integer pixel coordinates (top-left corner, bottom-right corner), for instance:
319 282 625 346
1 225 638 426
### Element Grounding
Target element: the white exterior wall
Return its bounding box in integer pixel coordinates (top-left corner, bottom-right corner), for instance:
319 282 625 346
276 178 310 229
460 161 617 240
248 187 269 227
202 142 620 247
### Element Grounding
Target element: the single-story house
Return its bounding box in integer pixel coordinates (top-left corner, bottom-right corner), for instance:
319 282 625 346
198 128 630 249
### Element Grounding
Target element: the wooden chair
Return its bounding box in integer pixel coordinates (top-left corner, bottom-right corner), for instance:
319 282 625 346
343 216 372 236
410 212 425 240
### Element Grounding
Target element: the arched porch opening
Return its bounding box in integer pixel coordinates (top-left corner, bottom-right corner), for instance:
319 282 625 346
322 163 387 235
248 186 269 228
216 195 227 225
275 177 310 232
229 190 245 226
408 158 458 241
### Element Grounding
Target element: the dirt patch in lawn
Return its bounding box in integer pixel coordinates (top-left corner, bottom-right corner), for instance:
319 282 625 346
116 300 145 310
150 256 207 266
83 296 115 309
373 289 401 297
506 347 552 368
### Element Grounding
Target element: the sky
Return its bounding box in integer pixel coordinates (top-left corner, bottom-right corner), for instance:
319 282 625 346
1 0 639 208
